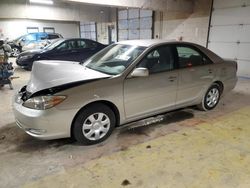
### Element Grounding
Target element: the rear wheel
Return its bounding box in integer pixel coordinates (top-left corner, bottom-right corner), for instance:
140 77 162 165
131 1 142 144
198 84 221 111
72 103 116 145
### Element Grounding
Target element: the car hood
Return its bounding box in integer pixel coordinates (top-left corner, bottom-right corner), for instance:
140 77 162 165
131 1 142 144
19 49 45 56
26 60 111 93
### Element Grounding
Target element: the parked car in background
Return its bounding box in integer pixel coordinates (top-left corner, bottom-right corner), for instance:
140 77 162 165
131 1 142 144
16 38 107 70
22 38 54 52
13 40 238 145
8 32 63 57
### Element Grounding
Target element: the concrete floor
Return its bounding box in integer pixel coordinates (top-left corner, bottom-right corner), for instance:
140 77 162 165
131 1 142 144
1 62 250 188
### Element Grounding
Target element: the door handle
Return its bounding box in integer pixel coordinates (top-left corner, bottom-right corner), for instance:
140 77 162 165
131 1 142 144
208 69 213 74
168 76 177 82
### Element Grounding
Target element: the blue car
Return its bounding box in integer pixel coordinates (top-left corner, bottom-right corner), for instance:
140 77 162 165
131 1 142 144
8 32 63 57
16 38 107 70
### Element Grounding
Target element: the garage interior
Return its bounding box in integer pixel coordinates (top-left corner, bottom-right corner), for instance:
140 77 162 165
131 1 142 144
1 0 250 187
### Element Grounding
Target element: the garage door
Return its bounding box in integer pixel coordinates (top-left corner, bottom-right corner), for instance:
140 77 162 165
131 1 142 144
118 9 153 41
80 22 97 41
208 0 250 77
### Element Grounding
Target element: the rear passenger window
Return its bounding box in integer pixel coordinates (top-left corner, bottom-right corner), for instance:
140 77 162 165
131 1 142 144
67 41 77 49
76 40 88 49
176 46 211 68
87 41 98 48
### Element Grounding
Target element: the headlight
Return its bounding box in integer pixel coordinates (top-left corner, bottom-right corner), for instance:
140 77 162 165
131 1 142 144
20 54 34 60
23 95 66 110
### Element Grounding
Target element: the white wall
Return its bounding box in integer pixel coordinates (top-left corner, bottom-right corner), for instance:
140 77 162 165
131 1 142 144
0 0 115 42
97 8 117 44
154 0 212 47
0 0 111 22
0 19 79 40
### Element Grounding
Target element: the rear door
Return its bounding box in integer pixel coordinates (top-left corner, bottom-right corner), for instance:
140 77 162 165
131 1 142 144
76 40 105 62
74 39 93 62
124 45 178 119
174 45 215 106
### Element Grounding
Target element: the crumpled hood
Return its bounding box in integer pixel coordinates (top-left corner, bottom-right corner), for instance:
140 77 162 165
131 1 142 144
26 60 110 93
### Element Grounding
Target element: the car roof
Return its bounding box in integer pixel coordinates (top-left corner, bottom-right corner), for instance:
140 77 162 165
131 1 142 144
117 39 178 47
64 38 96 41
117 39 224 63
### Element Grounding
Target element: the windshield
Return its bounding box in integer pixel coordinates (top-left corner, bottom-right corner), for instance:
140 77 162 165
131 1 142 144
43 39 64 50
85 44 146 75
13 36 23 43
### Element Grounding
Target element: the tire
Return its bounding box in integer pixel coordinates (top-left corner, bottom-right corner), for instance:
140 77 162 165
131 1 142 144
24 66 32 71
72 103 116 145
198 83 221 111
11 47 21 57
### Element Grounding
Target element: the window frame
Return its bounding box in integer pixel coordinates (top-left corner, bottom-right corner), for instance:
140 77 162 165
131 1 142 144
135 44 177 75
174 44 213 69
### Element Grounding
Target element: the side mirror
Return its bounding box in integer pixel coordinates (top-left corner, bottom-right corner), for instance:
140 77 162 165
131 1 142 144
130 68 149 78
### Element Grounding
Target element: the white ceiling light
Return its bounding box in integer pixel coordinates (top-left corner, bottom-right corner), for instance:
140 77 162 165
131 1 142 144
30 0 54 5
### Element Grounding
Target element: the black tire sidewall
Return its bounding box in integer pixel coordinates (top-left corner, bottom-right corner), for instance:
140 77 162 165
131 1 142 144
73 103 116 145
203 84 221 111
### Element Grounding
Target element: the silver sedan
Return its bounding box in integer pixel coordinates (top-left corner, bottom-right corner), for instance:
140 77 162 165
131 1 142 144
13 40 238 144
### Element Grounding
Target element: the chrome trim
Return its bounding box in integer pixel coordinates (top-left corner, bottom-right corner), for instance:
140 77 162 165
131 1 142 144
16 119 24 129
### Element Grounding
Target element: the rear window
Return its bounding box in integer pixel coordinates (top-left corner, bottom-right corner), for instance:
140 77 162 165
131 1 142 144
48 34 60 39
87 41 99 48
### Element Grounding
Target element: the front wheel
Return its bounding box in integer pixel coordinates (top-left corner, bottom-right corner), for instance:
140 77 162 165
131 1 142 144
72 103 116 145
11 47 21 57
198 84 221 111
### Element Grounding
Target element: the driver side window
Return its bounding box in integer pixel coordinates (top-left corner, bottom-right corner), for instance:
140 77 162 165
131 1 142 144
56 42 67 50
55 41 77 51
137 45 174 74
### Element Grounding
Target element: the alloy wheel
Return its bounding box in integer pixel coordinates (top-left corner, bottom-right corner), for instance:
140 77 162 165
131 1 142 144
12 48 20 57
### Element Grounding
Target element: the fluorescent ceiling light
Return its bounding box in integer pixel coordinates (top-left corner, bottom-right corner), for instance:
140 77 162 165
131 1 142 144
30 0 54 5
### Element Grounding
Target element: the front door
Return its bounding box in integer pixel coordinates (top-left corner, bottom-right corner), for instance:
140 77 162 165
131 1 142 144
124 45 178 120
47 40 78 61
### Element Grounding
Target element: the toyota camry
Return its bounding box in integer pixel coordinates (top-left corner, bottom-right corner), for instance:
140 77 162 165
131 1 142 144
13 40 238 145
